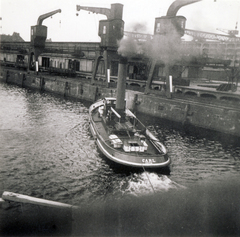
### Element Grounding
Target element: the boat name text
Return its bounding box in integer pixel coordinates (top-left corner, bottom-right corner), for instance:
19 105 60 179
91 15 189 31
142 159 156 164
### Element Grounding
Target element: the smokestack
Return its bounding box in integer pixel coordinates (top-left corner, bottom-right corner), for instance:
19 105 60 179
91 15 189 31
116 56 128 120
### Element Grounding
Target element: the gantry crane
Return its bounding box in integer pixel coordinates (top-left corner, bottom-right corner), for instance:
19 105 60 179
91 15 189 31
76 4 124 86
29 9 61 70
145 0 202 97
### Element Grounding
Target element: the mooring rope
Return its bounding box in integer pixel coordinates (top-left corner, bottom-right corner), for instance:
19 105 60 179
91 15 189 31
142 166 156 194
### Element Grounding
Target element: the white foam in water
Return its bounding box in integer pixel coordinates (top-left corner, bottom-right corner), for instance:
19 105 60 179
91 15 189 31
124 172 186 196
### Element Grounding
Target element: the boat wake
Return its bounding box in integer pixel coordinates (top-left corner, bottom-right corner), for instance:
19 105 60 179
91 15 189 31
123 172 186 196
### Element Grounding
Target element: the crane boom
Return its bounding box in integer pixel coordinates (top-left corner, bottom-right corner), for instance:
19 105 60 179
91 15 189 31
124 29 240 42
76 5 110 19
124 31 153 41
185 28 240 42
167 0 202 16
216 28 239 37
37 9 61 26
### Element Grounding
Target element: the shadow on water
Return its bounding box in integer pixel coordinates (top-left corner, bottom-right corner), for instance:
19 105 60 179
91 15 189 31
1 178 240 237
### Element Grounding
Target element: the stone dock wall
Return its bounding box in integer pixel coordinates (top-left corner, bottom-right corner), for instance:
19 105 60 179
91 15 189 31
1 69 239 137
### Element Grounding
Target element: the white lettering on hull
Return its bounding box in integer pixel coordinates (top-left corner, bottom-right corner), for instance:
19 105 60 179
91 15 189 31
142 159 156 164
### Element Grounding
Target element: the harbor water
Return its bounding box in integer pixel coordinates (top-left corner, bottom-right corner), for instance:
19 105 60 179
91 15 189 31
0 82 240 236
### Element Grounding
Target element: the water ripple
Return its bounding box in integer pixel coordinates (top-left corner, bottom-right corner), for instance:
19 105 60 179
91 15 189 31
0 83 240 207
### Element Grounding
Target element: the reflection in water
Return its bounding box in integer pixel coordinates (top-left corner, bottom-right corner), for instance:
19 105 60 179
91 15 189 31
0 83 240 235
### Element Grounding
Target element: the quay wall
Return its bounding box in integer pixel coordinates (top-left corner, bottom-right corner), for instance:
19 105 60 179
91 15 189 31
127 92 240 137
1 69 240 137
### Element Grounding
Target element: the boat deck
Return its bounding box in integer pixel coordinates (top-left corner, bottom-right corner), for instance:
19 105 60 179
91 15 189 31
91 111 159 156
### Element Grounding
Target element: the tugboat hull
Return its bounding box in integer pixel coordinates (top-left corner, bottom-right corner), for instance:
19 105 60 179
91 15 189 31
89 98 171 168
96 137 170 168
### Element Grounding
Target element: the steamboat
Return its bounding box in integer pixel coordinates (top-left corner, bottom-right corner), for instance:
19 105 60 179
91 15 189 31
89 97 169 168
89 57 170 168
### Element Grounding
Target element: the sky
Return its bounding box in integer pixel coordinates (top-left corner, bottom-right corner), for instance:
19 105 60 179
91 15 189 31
0 0 240 42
